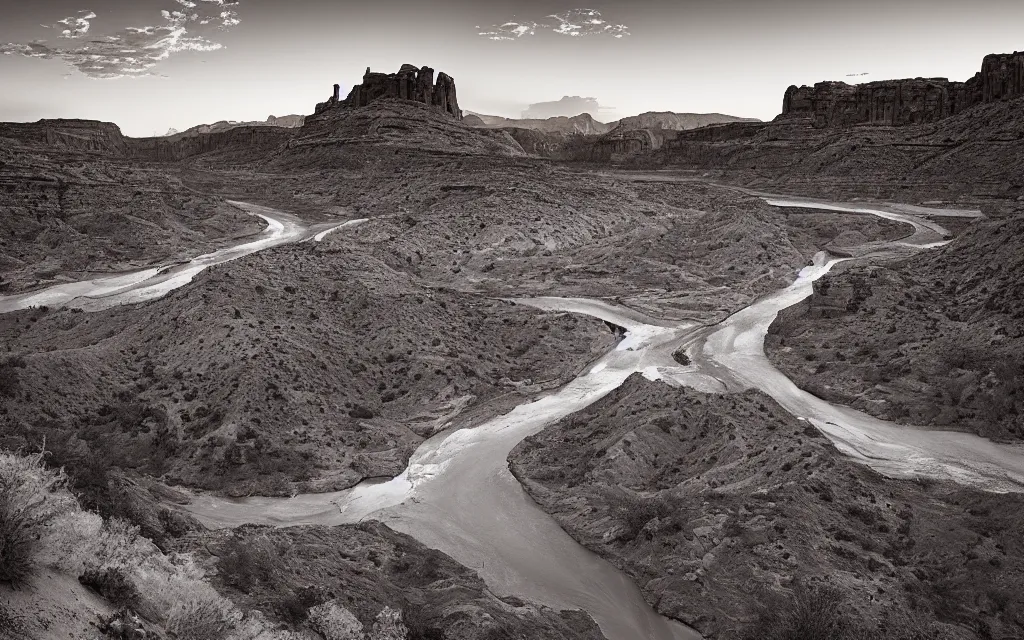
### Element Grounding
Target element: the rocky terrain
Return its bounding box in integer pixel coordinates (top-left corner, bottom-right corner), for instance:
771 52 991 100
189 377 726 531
509 375 1024 639
554 53 1024 211
766 212 1024 442
185 522 604 640
0 236 615 496
0 449 602 640
0 120 263 293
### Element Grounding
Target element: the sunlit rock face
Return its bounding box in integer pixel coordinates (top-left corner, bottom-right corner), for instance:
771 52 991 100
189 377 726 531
315 64 462 120
780 51 1024 127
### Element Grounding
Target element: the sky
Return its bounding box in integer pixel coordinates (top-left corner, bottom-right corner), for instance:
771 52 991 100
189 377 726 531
1 0 1023 136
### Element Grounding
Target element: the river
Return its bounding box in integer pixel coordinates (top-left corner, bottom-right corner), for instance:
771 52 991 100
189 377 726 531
178 197 1024 638
8 193 1022 638
0 201 347 314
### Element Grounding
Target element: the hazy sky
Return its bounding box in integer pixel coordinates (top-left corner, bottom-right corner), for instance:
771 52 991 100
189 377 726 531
1 0 1023 136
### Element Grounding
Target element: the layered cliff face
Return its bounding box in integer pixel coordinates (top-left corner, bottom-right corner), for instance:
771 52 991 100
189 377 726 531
130 126 293 163
980 51 1024 102
782 78 962 127
315 64 462 120
0 119 131 155
781 51 1024 127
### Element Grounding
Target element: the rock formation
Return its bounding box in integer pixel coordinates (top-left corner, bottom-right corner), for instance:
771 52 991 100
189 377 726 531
781 51 1024 127
781 78 963 127
979 51 1024 102
315 64 462 120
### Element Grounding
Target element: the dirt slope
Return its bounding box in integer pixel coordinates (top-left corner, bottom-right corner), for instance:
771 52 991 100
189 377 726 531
509 375 1024 639
767 214 1024 442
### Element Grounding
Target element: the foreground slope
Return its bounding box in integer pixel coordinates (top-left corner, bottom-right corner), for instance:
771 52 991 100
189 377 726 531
767 213 1024 442
510 376 1024 639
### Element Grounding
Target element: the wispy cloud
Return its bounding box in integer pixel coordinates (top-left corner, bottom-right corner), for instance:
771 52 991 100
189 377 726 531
477 20 541 41
477 8 629 41
1 1 241 79
54 10 97 38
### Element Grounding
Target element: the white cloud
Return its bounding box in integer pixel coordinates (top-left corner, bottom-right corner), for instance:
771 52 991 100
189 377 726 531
0 2 241 79
56 10 97 38
478 8 629 41
477 20 540 41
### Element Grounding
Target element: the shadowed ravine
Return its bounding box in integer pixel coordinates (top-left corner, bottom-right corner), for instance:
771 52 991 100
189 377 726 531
180 197 1024 639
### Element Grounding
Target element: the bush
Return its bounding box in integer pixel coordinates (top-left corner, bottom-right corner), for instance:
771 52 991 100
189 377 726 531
0 450 75 585
308 600 364 640
606 488 682 541
79 565 142 610
167 596 238 640
275 585 327 625
370 607 409 640
0 356 26 398
216 535 278 591
741 584 861 640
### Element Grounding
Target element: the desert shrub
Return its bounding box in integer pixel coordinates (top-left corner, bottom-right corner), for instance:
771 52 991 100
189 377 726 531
216 535 279 591
167 595 238 640
606 488 683 541
52 515 159 583
97 609 147 640
79 565 143 610
741 584 861 640
370 607 409 640
0 450 75 585
307 599 364 640
42 509 104 573
0 356 26 397
348 405 374 420
275 585 327 625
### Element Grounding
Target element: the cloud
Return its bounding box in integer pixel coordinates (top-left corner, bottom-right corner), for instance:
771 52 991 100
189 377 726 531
547 9 629 38
55 11 97 38
477 8 629 41
476 20 540 41
0 2 241 79
522 96 605 119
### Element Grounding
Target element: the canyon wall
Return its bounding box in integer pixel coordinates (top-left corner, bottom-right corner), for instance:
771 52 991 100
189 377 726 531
781 51 1024 127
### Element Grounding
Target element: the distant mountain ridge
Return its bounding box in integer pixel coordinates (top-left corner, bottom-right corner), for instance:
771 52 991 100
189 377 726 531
462 110 760 135
463 112 612 135
161 114 305 139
